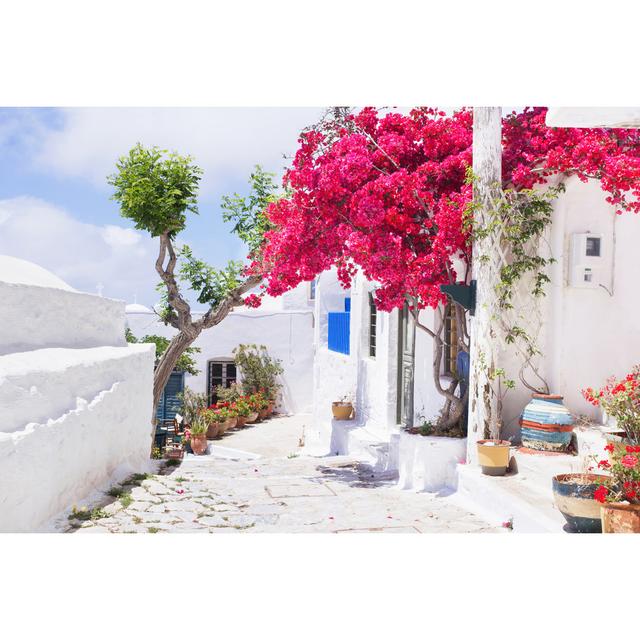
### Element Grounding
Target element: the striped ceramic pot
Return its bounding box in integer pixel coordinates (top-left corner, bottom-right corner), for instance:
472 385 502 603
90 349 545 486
552 473 608 533
520 393 574 452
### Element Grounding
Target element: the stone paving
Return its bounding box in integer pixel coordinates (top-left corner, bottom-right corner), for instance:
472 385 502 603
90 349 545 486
68 414 502 534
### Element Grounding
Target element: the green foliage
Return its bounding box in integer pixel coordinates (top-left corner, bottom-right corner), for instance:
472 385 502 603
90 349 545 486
165 459 181 467
233 344 283 399
214 382 242 404
468 182 563 395
124 473 151 487
178 245 244 307
119 492 133 508
69 506 107 521
127 332 200 375
178 387 209 424
189 415 209 435
108 143 203 238
221 165 279 255
107 485 127 498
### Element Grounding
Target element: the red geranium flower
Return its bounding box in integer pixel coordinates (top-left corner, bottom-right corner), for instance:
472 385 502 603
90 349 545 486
594 486 609 503
621 454 638 469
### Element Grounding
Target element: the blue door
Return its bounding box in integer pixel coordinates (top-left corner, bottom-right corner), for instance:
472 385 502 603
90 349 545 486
156 370 185 423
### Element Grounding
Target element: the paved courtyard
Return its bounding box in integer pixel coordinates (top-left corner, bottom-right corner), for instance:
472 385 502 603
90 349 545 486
68 414 502 534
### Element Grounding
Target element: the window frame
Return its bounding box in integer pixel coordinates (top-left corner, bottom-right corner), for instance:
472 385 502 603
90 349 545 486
368 292 377 358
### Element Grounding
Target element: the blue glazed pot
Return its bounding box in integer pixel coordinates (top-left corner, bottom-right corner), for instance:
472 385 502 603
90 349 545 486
552 473 607 533
521 394 574 452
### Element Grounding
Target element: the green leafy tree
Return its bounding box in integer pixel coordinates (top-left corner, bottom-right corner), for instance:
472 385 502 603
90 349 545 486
126 330 200 375
109 144 276 449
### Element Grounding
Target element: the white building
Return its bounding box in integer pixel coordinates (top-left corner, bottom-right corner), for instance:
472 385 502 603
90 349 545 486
0 256 155 532
307 176 640 491
125 283 315 418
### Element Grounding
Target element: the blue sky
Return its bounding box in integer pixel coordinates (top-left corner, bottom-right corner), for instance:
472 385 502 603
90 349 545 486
0 107 323 306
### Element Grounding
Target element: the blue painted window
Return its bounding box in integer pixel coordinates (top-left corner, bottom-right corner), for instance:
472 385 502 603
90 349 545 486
328 298 351 355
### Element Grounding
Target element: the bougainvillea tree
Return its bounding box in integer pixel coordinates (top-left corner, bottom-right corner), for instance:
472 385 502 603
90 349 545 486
245 107 640 431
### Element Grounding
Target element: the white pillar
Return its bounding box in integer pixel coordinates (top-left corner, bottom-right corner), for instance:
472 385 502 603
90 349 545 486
467 107 502 462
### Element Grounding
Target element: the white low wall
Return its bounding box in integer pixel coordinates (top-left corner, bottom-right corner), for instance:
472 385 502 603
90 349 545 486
0 344 154 532
397 433 467 493
0 281 126 356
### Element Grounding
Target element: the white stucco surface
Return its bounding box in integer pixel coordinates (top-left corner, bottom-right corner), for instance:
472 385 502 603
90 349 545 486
0 257 155 532
0 257 126 356
126 283 314 414
397 433 467 493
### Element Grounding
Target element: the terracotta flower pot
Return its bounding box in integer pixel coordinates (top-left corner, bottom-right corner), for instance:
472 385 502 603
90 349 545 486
258 408 269 420
552 473 608 533
267 402 275 415
476 439 511 476
332 402 354 420
221 417 237 432
245 411 259 424
190 434 208 455
601 502 640 533
207 422 224 439
236 416 247 428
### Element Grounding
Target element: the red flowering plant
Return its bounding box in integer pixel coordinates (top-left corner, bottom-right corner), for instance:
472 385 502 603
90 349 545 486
247 107 640 432
593 442 640 505
582 365 640 445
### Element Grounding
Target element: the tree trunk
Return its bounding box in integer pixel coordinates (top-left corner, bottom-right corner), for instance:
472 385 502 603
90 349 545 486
153 331 199 413
467 107 503 461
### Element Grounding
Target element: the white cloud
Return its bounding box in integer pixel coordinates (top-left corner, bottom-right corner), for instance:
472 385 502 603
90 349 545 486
32 107 324 193
0 197 159 305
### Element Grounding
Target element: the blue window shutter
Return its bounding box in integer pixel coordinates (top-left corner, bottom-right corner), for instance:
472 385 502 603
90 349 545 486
328 311 350 355
156 371 185 421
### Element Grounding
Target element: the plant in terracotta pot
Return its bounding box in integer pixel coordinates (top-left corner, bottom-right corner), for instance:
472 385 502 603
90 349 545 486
592 442 640 533
332 394 355 421
214 404 238 432
178 388 209 428
189 418 209 455
250 391 270 420
583 366 640 460
233 397 253 427
233 344 283 410
201 408 226 439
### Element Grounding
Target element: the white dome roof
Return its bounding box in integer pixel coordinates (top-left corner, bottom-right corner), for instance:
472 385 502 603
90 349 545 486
126 302 153 313
0 255 75 291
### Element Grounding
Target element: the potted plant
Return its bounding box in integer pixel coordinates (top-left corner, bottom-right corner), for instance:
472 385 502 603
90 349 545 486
178 388 209 428
248 391 270 420
217 405 238 432
234 397 253 427
477 436 512 476
332 394 354 420
244 394 260 424
552 456 609 533
592 442 640 533
583 366 640 462
189 418 209 455
202 408 226 439
233 343 283 411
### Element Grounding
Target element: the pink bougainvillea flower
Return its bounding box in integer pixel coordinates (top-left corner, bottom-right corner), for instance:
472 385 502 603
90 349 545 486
621 454 638 469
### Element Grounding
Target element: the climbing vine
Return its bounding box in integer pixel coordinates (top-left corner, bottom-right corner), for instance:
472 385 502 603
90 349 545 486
467 180 564 400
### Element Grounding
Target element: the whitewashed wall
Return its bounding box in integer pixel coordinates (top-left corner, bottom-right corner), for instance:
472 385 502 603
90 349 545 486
310 177 640 454
126 284 315 414
0 256 155 532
